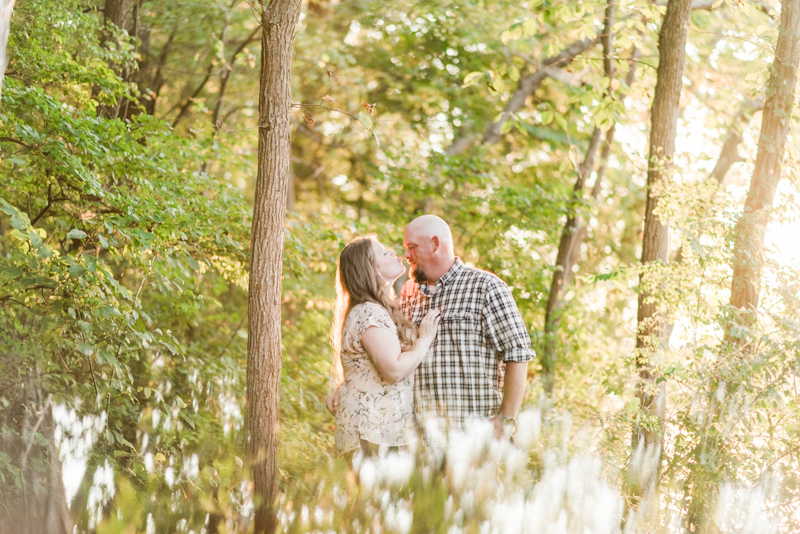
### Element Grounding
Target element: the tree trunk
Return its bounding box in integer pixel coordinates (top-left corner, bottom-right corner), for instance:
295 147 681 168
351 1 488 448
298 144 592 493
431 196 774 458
729 0 800 315
0 377 73 534
103 0 135 32
540 1 620 392
0 0 15 103
130 26 177 118
96 0 137 119
246 0 302 533
541 127 603 391
672 98 762 264
631 0 693 506
683 8 799 526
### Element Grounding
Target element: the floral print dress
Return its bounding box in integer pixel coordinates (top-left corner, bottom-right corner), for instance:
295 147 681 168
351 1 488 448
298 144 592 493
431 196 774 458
334 302 417 455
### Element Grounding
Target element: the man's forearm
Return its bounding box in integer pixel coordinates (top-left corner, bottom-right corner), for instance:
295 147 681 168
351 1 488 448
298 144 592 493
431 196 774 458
499 361 528 417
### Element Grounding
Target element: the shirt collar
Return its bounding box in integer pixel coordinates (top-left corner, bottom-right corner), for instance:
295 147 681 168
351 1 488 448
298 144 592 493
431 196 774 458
418 258 463 296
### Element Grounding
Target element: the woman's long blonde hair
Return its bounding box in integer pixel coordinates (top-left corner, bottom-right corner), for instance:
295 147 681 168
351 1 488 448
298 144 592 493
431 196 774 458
330 236 418 386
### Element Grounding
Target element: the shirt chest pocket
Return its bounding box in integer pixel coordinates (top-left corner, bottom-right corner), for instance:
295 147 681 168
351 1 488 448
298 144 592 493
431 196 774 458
438 310 482 350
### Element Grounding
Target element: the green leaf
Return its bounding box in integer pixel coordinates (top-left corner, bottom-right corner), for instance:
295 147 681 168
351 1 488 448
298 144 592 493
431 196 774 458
186 255 200 271
10 215 27 230
69 265 88 278
358 111 372 130
29 230 43 248
0 200 18 216
3 267 23 278
463 71 484 87
10 229 27 241
522 17 537 37
67 229 88 240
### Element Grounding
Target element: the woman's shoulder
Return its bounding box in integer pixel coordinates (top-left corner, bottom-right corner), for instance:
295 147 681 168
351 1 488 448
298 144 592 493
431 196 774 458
348 302 395 329
350 301 391 319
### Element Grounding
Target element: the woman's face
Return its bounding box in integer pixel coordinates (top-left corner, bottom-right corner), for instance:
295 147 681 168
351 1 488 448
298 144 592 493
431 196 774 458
372 239 405 284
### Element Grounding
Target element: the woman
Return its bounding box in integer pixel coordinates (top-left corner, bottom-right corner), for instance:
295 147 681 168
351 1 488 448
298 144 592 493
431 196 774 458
329 235 440 457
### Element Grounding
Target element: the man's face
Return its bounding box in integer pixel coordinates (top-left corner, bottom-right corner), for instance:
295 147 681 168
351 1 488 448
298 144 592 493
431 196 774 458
403 227 433 283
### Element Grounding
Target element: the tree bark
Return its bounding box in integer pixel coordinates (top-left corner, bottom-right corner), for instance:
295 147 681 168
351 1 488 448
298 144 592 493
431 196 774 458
0 0 16 104
631 0 693 505
246 0 302 533
729 0 800 315
103 0 135 32
541 127 603 392
540 1 618 392
131 26 177 117
96 0 137 119
0 377 73 534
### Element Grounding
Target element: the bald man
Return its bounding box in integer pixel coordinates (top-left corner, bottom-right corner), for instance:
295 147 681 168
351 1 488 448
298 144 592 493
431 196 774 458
400 215 533 439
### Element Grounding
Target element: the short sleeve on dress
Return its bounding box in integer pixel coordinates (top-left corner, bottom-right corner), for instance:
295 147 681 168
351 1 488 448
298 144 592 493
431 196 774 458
342 303 397 355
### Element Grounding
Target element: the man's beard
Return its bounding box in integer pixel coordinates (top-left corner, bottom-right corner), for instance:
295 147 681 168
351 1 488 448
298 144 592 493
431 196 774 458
410 264 428 283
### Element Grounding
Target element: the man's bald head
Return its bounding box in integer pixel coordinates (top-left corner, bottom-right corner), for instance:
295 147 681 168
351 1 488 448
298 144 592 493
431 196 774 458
403 215 456 284
405 215 454 255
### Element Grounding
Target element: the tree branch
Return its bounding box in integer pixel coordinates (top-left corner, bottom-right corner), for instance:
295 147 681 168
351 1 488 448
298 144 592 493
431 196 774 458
213 25 262 128
446 35 601 155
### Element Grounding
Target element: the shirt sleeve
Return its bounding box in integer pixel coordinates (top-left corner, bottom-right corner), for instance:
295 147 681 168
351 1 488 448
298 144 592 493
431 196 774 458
343 303 396 354
358 303 395 336
482 279 534 362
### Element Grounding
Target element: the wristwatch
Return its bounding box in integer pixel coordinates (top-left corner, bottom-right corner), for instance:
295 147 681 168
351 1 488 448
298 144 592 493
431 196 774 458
497 414 517 434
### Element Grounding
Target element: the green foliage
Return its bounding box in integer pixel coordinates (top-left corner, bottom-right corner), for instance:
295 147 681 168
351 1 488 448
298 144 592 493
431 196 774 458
2 0 799 531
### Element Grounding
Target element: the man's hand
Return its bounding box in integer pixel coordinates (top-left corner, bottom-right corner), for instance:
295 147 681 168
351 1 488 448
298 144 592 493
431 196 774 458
326 388 341 415
491 417 505 440
491 416 516 441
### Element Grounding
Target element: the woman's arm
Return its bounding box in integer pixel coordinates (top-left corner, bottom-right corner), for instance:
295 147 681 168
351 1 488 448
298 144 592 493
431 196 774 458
361 309 440 384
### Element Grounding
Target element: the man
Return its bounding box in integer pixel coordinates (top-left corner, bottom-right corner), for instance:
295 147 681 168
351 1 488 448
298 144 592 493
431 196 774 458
399 215 532 439
328 215 533 440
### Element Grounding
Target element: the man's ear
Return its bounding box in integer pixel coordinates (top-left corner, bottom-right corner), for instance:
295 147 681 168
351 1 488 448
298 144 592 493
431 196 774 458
431 235 440 251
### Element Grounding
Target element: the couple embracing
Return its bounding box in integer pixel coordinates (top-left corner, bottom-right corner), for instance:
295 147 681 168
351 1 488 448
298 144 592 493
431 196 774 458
328 215 533 459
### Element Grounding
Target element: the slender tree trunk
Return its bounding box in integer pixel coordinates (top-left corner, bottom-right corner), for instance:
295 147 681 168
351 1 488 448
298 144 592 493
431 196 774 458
95 0 137 119
246 1 302 533
672 98 763 264
683 9 799 528
0 376 73 534
206 482 224 534
565 47 641 273
131 26 177 118
541 127 603 391
541 1 618 392
631 0 693 507
729 0 800 315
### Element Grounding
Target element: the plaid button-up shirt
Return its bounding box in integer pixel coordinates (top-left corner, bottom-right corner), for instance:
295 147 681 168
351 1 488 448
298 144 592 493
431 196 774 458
399 258 534 429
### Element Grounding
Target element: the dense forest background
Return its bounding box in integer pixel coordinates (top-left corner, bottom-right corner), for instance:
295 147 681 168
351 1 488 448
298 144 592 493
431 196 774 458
1 0 799 532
